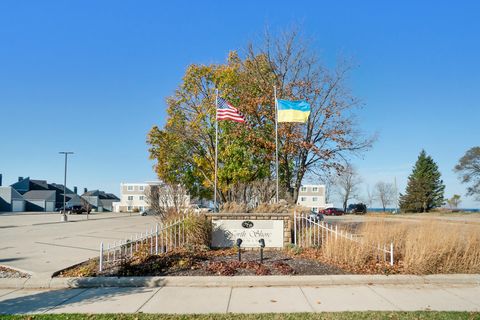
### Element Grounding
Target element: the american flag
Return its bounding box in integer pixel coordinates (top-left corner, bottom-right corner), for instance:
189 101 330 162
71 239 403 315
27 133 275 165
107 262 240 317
216 97 247 123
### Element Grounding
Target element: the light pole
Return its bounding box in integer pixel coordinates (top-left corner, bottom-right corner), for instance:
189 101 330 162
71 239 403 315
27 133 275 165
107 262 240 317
59 151 74 222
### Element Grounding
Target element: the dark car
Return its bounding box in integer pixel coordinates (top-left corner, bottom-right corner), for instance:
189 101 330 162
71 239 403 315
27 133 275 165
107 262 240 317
140 209 156 216
347 203 367 214
321 207 344 216
65 205 86 214
308 210 325 222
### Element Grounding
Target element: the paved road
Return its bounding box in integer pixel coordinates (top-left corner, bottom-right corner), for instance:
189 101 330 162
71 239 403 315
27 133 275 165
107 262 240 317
0 212 158 276
0 283 479 314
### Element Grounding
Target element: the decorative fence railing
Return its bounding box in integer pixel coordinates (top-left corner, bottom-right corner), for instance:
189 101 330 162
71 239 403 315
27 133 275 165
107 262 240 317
99 216 188 272
293 211 394 266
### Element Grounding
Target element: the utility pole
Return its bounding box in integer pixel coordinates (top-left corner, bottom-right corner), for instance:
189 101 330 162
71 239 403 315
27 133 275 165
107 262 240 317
59 152 74 222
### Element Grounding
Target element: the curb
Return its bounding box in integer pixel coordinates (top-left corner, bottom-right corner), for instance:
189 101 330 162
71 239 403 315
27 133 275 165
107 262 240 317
1 274 479 289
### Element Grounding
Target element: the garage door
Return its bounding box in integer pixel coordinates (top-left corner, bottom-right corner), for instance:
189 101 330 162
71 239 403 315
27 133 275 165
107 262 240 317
12 200 25 212
45 201 55 212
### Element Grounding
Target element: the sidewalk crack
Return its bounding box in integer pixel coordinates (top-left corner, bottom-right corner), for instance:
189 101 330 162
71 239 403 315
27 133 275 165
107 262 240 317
299 286 315 312
442 286 480 307
226 287 233 313
42 288 89 314
135 287 162 313
367 285 402 311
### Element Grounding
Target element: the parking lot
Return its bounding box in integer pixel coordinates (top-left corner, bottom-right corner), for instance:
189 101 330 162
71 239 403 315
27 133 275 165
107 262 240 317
1 211 479 278
0 212 158 276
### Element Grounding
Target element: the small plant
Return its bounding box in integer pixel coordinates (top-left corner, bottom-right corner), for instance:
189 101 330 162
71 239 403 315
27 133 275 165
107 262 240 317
286 243 303 255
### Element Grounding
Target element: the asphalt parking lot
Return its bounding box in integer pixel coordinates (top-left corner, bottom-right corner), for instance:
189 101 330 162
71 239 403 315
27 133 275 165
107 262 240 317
0 212 158 276
1 211 479 277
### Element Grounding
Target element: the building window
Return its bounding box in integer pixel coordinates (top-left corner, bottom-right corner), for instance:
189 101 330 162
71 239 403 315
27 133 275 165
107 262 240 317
127 196 134 201
312 187 318 192
312 197 318 202
139 196 144 201
139 186 144 191
127 206 132 211
127 186 133 191
301 187 307 192
300 197 307 202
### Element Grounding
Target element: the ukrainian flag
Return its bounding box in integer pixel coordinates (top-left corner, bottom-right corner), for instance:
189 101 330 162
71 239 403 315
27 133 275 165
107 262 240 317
277 99 311 123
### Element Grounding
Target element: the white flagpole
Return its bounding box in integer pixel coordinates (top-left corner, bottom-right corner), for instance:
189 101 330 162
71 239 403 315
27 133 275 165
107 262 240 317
274 86 279 203
214 89 219 212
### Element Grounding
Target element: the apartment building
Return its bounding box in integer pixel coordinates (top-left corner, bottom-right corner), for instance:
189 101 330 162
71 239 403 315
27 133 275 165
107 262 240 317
296 184 330 212
114 181 191 213
114 182 151 212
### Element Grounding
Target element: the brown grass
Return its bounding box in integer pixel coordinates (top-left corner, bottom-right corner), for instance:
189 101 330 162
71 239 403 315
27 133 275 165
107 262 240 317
220 201 311 214
320 220 480 274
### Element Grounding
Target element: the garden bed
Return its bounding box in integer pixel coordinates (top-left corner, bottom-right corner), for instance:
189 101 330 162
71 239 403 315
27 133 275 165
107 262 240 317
56 248 348 277
0 266 30 278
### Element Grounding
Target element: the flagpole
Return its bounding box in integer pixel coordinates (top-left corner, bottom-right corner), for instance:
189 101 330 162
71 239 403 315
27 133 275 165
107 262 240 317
214 89 219 212
274 86 279 203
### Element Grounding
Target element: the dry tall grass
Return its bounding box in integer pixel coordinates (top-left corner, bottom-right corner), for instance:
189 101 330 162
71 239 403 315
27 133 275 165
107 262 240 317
220 201 311 214
321 220 480 274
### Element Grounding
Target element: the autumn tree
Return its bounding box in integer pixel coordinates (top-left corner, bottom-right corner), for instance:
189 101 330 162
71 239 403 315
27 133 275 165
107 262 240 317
399 150 445 212
454 146 480 201
147 30 373 205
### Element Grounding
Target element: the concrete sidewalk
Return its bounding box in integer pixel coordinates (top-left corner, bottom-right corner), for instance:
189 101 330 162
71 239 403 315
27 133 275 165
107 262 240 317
0 283 479 314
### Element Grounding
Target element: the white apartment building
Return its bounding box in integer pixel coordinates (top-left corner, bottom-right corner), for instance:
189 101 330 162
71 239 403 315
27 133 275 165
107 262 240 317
113 182 151 212
113 181 191 213
296 184 331 212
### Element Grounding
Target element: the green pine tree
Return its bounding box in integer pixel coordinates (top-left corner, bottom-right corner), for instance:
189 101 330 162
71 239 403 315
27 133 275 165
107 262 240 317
399 150 445 212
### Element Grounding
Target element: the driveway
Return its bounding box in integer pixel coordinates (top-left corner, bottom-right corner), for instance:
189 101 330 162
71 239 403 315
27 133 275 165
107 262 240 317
0 212 158 277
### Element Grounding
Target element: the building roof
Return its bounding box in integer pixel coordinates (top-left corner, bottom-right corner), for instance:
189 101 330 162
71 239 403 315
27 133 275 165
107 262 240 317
23 190 56 201
48 183 74 194
82 190 119 200
0 187 24 201
30 180 48 190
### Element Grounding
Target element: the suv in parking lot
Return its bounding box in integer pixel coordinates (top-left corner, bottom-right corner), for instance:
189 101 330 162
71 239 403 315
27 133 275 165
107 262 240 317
65 205 87 214
347 203 367 214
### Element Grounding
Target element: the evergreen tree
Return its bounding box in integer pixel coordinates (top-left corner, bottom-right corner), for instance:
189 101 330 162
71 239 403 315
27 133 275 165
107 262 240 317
399 150 445 212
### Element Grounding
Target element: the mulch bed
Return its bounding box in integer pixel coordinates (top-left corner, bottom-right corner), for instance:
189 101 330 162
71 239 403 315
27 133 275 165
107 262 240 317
57 248 348 277
0 266 30 278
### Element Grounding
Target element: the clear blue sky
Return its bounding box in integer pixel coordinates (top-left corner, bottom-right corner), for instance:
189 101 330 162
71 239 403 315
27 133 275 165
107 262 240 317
1 1 479 207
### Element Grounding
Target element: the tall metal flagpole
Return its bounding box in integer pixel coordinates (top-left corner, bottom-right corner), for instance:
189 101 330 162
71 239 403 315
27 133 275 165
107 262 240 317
214 89 219 212
274 86 279 203
59 151 74 222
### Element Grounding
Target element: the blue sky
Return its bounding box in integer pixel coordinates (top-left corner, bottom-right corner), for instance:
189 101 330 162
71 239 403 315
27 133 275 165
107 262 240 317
1 1 479 207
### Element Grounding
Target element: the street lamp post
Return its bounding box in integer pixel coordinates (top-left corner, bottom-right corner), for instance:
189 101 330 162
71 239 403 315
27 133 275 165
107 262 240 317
59 151 74 222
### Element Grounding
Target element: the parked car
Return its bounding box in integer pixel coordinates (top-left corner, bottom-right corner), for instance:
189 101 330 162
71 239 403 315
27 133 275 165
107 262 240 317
321 207 344 216
190 204 213 214
65 205 86 214
308 210 325 222
140 209 156 216
347 203 367 214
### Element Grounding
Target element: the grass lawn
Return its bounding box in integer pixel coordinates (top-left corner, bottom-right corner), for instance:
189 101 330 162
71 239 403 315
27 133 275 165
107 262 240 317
1 313 480 320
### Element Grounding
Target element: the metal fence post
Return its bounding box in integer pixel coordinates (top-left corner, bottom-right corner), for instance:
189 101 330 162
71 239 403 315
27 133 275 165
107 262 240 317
155 223 159 254
293 211 297 246
99 242 103 272
335 225 338 240
390 242 394 266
